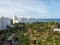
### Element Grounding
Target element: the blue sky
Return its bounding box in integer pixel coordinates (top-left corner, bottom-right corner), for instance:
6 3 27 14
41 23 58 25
0 0 60 19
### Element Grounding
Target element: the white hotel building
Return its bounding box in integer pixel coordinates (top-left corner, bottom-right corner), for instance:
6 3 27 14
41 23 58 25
13 16 35 24
0 16 11 30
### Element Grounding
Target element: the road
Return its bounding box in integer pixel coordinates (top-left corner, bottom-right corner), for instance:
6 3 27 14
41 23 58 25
3 32 19 45
7 33 17 41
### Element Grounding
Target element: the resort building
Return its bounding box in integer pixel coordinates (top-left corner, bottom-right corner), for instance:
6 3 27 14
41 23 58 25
13 16 35 24
53 28 60 32
0 16 11 30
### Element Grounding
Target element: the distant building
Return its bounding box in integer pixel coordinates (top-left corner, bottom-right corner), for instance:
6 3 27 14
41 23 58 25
13 16 35 24
0 16 11 30
53 28 60 32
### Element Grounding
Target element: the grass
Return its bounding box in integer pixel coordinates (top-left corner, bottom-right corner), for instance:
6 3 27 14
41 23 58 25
30 43 35 45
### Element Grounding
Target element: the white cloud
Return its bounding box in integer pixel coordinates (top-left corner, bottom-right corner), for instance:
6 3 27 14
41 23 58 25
0 0 48 18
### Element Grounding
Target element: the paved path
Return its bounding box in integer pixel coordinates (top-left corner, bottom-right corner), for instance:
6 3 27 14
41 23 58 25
7 33 17 41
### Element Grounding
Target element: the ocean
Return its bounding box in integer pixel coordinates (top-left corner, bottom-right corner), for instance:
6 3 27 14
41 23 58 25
35 19 60 22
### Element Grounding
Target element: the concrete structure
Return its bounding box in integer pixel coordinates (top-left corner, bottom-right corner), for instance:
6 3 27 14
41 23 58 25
13 16 35 24
53 28 60 32
0 16 11 30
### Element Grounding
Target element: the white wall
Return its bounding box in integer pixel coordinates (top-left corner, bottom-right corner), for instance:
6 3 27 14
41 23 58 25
0 16 11 30
13 16 35 24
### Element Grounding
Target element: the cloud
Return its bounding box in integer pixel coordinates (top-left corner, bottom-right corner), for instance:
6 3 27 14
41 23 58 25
0 0 48 18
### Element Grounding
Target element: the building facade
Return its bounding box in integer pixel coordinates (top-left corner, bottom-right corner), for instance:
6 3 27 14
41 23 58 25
13 16 35 24
0 16 11 30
